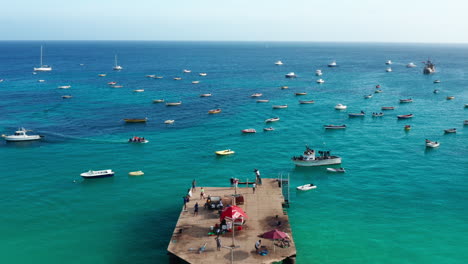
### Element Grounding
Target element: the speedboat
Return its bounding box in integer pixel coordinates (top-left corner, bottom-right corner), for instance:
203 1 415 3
299 100 315 104
256 99 270 103
444 128 456 133
386 67 392 72
108 82 117 85
62 95 72 99
324 125 346 129
251 93 263 97
241 128 256 133
349 111 365 117
397 114 413 119
295 92 307 95
328 61 337 67
296 184 317 191
275 60 283 65
404 125 411 131
58 85 71 89
199 73 207 76
183 69 191 73
265 117 280 123
124 118 148 123
406 62 416 68
315 70 323 76
2 128 42 142
164 120 175 124
153 99 165 103
133 89 144 92
375 89 383 93
38 80 45 83
272 105 288 109
215 149 235 155
166 101 182 106
80 169 114 179
98 74 107 77
208 109 222 114
326 167 346 173
292 146 342 167
111 85 123 88
434 80 441 83
128 136 149 143
446 96 455 100
385 60 392 65
285 72 297 78
372 112 384 117
335 104 347 110
425 139 440 148
200 93 212 97
192 81 200 84
146 75 156 78
263 127 275 131
381 106 395 110
280 86 289 89
173 77 182 80
154 76 163 79
129 171 144 176
316 79 325 84
399 98 413 103
364 94 373 99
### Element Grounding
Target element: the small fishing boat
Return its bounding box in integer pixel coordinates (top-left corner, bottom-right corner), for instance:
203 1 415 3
112 85 123 88
164 120 175 124
173 77 182 80
62 95 73 99
208 109 222 114
133 89 144 92
285 72 297 78
128 171 144 176
406 62 416 68
364 94 373 99
183 69 191 73
328 61 337 67
192 81 200 84
316 79 325 83
2 128 42 142
446 96 455 100
295 92 307 95
334 104 347 110
251 93 263 97
324 125 346 129
263 127 275 131
80 169 114 179
433 89 439 94
296 184 317 191
128 136 148 143
374 89 383 93
215 149 235 155
386 67 392 72
372 112 384 117
425 139 440 148
404 125 411 131
199 73 207 76
256 99 270 103
348 111 365 117
200 93 212 97
397 114 413 119
280 86 289 89
265 117 280 123
274 60 283 65
272 105 288 109
385 60 392 65
98 74 107 77
292 146 342 167
444 128 456 133
124 118 148 123
381 106 395 110
153 99 165 103
399 98 413 103
58 85 71 89
166 101 182 106
434 80 441 83
108 82 117 85
299 100 315 104
315 70 323 76
241 129 256 133
326 167 346 173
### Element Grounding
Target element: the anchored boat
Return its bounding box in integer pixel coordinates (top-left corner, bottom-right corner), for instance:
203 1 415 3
292 146 342 167
80 169 114 179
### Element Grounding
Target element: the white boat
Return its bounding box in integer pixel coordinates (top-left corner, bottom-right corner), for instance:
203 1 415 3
251 93 263 97
128 136 149 143
58 85 71 89
166 102 182 106
326 168 346 173
146 75 156 78
153 99 165 103
406 62 417 68
364 94 373 99
113 55 123 70
275 60 283 65
272 105 288 109
200 93 212 97
164 120 175 124
386 67 392 72
133 89 144 92
199 73 207 76
62 95 72 99
263 127 275 131
80 169 114 179
38 80 45 83
375 89 383 93
265 117 280 123
316 79 325 84
192 81 200 84
2 128 42 142
33 46 52 72
296 184 317 191
335 104 347 110
183 69 191 73
315 70 323 76
425 139 440 148
256 99 269 103
385 60 392 65
129 171 144 176
328 61 337 67
434 80 441 83
285 72 297 78
292 146 342 167
444 128 456 133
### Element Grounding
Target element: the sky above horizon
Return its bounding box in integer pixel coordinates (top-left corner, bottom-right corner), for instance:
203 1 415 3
2 0 467 43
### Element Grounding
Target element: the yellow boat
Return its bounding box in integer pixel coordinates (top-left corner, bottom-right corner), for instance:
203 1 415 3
128 171 144 176
215 149 235 156
124 118 148 123
208 109 222 114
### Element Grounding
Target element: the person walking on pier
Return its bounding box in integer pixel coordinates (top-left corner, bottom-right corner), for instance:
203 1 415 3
194 202 199 216
192 179 196 191
215 237 222 251
200 187 205 200
252 183 256 193
254 169 262 185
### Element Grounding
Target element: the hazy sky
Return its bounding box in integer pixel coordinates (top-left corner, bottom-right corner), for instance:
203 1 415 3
2 0 467 43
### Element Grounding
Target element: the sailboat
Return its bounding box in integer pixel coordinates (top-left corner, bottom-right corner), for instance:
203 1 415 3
33 46 52 72
113 55 123 70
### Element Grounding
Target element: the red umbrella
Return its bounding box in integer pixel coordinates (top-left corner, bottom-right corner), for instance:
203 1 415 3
220 205 248 221
262 229 289 240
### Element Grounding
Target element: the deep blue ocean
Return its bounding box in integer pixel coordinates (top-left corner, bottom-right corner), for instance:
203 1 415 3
0 41 467 264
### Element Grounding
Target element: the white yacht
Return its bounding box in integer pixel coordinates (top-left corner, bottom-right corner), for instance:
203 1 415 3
275 60 283 65
2 128 42 142
183 69 191 73
328 61 337 67
285 72 297 78
80 169 114 179
315 70 323 76
316 79 325 83
33 46 52 72
292 146 342 167
385 60 392 65
113 55 123 70
334 104 347 110
406 62 417 68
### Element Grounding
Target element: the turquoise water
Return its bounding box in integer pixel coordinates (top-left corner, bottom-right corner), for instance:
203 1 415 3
0 41 467 263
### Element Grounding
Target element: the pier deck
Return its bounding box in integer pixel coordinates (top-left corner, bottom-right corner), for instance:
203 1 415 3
167 178 296 264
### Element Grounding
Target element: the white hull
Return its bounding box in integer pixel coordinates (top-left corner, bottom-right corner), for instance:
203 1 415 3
34 67 52 71
294 157 342 167
4 135 41 141
297 184 316 191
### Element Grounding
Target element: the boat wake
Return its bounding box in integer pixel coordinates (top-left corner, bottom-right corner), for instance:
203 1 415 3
39 131 128 144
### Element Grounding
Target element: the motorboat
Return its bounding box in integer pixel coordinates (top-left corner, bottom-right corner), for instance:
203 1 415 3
200 93 212 97
446 96 455 100
124 118 148 123
208 109 222 114
296 184 317 191
285 72 297 78
164 120 175 124
38 80 45 83
386 67 392 72
263 127 275 131
295 92 307 95
275 60 283 65
256 99 270 103
381 106 395 110
328 61 337 67
299 100 315 104
265 117 280 123
372 112 384 117
251 93 263 97
324 125 346 129
183 69 191 73
33 46 52 71
375 89 383 93
397 114 413 119
98 74 107 77
425 139 440 148
80 169 114 179
280 86 289 89
192 81 200 84
154 76 163 79
133 89 144 92
241 129 256 133
199 73 207 76
153 99 165 103
2 128 42 142
444 128 456 133
364 94 373 99
146 75 156 78
406 62 417 68
272 105 288 109
434 80 441 83
108 82 117 85
315 70 323 76
433 89 439 94
58 85 71 89
113 55 123 70
423 60 436 74
316 79 325 84
399 98 413 103
376 84 381 88
129 171 144 176
334 104 347 110
215 149 235 155
348 111 365 117
292 146 342 167
111 85 123 88
166 101 182 106
173 77 182 80
128 136 149 143
62 95 72 99
326 167 346 173
404 125 411 131
385 60 392 65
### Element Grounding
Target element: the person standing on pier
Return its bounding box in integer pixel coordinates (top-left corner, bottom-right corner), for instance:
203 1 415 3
252 183 256 193
200 187 205 200
194 202 199 216
254 169 262 185
182 196 188 210
192 179 196 191
215 237 222 251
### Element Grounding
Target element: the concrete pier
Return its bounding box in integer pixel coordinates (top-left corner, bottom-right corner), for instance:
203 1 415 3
167 178 296 264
